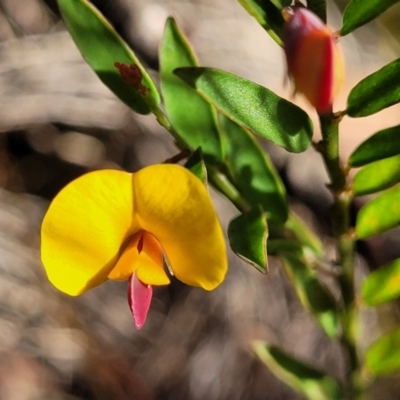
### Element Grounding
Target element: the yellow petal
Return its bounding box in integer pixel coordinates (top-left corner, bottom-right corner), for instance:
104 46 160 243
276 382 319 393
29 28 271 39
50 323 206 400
132 164 227 290
41 170 140 296
108 231 170 285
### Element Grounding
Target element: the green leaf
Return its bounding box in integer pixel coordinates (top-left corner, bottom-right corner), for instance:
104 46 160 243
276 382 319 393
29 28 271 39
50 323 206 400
253 341 341 400
175 67 313 153
341 0 400 36
365 327 400 376
219 115 288 223
57 0 160 114
184 148 208 185
160 18 223 163
238 0 286 46
307 0 327 23
281 255 339 338
228 207 268 273
346 58 400 117
356 186 400 239
361 259 400 306
353 155 400 196
268 239 305 258
349 124 400 167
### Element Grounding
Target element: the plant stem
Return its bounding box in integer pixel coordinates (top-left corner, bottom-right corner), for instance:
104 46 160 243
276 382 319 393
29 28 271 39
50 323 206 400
319 113 346 191
208 169 250 212
151 105 187 150
152 105 250 213
318 112 359 399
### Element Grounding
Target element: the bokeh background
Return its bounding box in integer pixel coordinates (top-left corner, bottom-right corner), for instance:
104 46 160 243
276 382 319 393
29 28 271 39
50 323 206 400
0 0 399 399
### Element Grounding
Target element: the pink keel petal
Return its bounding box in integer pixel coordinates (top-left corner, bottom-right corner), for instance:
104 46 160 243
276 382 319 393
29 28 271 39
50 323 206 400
127 272 153 329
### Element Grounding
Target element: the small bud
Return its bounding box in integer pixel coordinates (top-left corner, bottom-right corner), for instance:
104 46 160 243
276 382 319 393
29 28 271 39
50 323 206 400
282 7 345 114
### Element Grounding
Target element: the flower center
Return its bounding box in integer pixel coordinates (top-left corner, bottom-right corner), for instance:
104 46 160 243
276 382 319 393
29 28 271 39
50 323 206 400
108 230 170 285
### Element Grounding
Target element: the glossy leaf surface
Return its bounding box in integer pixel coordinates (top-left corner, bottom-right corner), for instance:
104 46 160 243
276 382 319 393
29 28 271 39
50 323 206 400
353 155 400 196
356 186 400 239
175 67 313 153
238 0 286 45
219 115 288 223
58 0 159 114
341 0 399 36
253 341 341 400
349 124 400 167
228 207 268 273
346 58 400 117
281 255 339 338
361 259 400 306
365 327 400 376
160 18 223 162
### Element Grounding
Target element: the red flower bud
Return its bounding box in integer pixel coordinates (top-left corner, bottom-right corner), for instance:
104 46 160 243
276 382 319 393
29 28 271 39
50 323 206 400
282 7 345 114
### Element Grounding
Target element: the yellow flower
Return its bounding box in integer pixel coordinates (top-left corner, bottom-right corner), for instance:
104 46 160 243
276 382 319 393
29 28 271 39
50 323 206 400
41 164 227 328
282 7 345 114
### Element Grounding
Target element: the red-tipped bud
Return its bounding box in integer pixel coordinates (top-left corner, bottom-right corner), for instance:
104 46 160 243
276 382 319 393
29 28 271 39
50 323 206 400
282 7 345 114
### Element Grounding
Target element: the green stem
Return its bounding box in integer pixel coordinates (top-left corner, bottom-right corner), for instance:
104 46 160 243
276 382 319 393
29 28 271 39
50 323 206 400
317 112 359 399
319 113 346 191
151 105 188 150
208 169 250 212
151 105 250 213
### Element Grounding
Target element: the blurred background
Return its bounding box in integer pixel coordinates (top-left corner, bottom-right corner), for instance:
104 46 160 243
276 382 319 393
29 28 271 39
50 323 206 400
0 0 399 399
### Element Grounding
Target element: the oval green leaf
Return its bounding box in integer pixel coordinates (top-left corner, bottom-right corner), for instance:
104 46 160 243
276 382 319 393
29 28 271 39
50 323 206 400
58 0 160 115
346 58 400 117
268 239 305 258
356 186 400 239
219 114 288 223
353 155 400 196
341 0 400 36
228 207 268 273
281 254 339 338
253 341 341 400
365 327 400 376
361 259 400 306
175 67 313 153
160 18 223 163
238 0 286 46
349 124 400 167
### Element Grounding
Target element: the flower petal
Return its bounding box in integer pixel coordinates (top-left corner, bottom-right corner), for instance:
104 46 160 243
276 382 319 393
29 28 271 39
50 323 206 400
128 272 153 329
132 164 228 290
108 231 170 285
41 170 139 295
